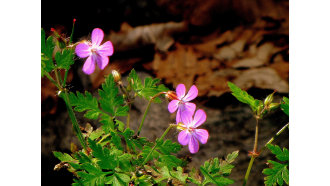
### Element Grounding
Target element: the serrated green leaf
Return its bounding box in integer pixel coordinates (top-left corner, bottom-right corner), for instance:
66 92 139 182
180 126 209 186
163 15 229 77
266 144 289 162
55 48 74 70
88 138 117 170
128 69 143 92
68 91 102 119
128 69 168 103
263 161 288 186
114 119 125 132
99 114 114 133
41 29 55 72
99 75 128 117
105 173 130 185
281 97 289 116
53 151 75 162
200 151 239 186
226 150 239 164
263 145 289 186
227 82 261 111
75 169 106 186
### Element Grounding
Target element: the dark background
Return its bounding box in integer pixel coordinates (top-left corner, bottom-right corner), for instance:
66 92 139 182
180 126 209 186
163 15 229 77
42 0 288 185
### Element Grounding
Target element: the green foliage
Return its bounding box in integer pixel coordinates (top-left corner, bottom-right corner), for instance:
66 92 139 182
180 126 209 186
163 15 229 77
41 28 55 73
53 151 75 162
141 139 183 169
68 91 101 120
55 48 75 70
263 144 289 186
227 82 261 112
99 75 129 116
200 151 239 186
281 97 289 116
128 69 168 103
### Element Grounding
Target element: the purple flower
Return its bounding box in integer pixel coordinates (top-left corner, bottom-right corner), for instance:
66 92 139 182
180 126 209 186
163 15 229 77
177 109 209 154
75 28 114 75
168 84 198 123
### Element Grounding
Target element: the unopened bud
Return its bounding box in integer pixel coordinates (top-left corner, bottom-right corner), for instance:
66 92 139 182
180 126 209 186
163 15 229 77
264 91 276 107
112 70 121 83
268 103 280 111
73 18 76 23
165 91 179 101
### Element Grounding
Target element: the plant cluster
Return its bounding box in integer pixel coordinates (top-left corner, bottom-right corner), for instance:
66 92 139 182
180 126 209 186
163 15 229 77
42 21 289 185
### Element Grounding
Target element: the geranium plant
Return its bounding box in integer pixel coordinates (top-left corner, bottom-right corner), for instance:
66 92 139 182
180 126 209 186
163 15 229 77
42 21 289 185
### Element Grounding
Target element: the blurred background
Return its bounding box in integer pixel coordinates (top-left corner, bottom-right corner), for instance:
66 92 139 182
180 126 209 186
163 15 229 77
42 0 288 185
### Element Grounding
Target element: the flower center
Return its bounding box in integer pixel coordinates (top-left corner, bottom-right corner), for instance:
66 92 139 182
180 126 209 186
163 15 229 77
177 123 194 132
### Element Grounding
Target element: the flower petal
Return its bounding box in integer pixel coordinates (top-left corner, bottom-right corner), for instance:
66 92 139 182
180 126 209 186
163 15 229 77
91 28 104 46
188 136 199 154
193 129 209 144
180 107 193 127
82 56 95 75
98 41 114 56
193 109 207 128
183 85 198 102
178 130 191 146
176 108 182 123
176 84 186 99
168 100 179 113
95 55 109 70
75 42 91 58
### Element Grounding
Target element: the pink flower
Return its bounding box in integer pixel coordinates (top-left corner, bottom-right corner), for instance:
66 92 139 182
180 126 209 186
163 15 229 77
177 109 209 154
168 84 198 123
75 28 114 75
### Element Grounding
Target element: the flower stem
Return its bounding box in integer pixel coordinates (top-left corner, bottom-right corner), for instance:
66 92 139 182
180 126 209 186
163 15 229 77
260 123 289 154
126 103 131 129
141 124 175 166
243 118 259 186
243 122 289 186
243 157 255 186
62 69 69 87
62 90 88 151
43 70 60 89
137 92 166 136
253 119 259 152
54 68 63 86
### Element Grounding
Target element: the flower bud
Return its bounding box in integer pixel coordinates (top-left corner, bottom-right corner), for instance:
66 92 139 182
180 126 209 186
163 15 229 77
112 70 121 83
268 103 280 111
264 91 276 107
165 91 179 101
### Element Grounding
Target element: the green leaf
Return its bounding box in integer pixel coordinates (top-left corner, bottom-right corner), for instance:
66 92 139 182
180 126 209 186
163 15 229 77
127 69 169 103
68 91 102 120
99 75 128 117
99 114 114 133
88 138 117 170
128 69 143 92
41 29 55 72
266 144 289 162
263 144 289 186
75 168 106 186
105 173 130 185
263 161 289 186
89 128 104 140
227 82 261 111
55 48 74 70
200 151 239 186
122 128 149 153
281 97 289 116
53 151 75 162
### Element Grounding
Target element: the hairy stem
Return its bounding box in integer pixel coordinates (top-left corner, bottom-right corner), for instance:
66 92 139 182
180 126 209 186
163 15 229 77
243 157 256 186
141 124 175 165
253 119 259 152
43 71 60 89
54 68 62 86
126 103 131 129
62 90 88 151
260 123 289 154
243 117 259 186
